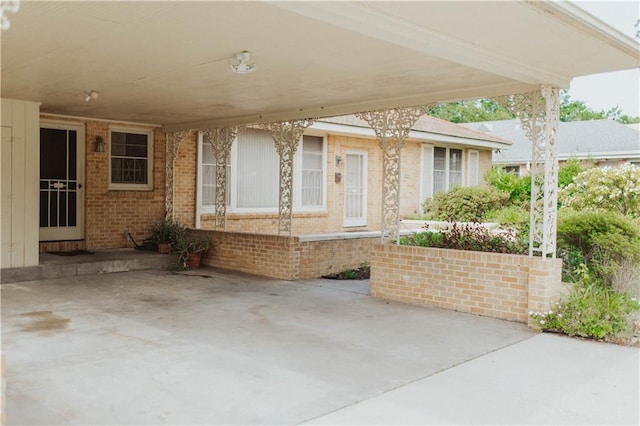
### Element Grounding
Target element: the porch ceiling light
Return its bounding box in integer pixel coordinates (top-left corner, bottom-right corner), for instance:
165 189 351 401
84 90 99 102
229 51 257 75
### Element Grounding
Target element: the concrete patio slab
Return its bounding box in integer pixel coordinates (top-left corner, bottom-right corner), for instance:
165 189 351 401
1 268 637 425
308 333 640 425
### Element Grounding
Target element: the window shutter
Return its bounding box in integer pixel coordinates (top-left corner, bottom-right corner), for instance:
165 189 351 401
301 135 323 207
468 150 479 186
421 145 434 206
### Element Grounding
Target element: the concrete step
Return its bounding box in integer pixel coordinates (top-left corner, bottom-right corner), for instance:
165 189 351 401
0 249 178 284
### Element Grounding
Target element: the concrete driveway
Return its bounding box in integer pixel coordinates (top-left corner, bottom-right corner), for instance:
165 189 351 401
1 268 638 425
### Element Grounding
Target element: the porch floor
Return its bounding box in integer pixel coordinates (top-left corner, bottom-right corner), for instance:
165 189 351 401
0 249 177 284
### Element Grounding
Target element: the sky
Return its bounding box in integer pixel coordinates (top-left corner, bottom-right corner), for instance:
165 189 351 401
569 1 640 117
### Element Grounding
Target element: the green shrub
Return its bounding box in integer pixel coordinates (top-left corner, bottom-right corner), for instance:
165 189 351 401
557 209 640 284
486 205 529 229
400 222 527 255
558 157 588 188
484 166 531 204
530 267 640 340
419 198 437 220
428 186 510 222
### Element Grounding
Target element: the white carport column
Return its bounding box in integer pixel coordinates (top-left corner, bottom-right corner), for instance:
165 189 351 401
356 107 425 244
202 127 239 231
262 119 316 235
499 85 560 257
165 130 192 221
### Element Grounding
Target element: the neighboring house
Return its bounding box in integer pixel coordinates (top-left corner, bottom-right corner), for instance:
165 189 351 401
188 115 511 234
463 119 640 175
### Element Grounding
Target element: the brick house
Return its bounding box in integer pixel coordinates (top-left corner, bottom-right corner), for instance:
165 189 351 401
185 115 511 235
1 1 637 280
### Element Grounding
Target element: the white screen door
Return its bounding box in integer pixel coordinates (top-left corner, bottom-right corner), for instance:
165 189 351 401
39 123 85 241
344 151 367 227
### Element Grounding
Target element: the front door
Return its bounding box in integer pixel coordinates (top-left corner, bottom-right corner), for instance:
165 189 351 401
343 151 367 227
39 122 85 241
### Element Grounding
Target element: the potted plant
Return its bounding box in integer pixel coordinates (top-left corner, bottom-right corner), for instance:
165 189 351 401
172 235 214 269
149 218 185 254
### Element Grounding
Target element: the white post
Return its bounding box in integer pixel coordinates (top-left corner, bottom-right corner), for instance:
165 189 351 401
356 107 427 244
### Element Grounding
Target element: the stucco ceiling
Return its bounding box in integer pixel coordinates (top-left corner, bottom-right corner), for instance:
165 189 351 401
1 1 638 130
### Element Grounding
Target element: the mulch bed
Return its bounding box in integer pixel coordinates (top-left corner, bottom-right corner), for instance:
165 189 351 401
322 266 370 280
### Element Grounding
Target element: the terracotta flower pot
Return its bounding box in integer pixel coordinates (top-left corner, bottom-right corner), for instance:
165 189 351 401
186 253 201 269
158 243 171 254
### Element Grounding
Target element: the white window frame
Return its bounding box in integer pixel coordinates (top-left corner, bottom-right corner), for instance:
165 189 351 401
504 165 521 176
108 126 154 191
293 134 327 212
196 132 232 214
420 145 467 203
196 131 327 216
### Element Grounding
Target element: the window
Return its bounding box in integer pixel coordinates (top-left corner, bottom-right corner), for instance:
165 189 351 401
236 128 279 210
109 127 153 190
504 165 521 175
196 129 326 214
198 135 230 210
299 135 324 208
432 147 463 194
421 146 465 205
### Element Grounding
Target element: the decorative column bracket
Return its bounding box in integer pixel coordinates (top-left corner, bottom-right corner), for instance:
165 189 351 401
165 130 191 221
356 106 428 244
495 85 560 257
202 127 239 230
262 119 316 235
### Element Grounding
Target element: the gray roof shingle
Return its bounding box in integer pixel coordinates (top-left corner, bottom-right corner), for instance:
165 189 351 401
319 114 512 145
461 119 640 162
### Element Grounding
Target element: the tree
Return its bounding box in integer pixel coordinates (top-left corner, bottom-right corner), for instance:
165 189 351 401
428 90 640 124
559 91 607 121
560 92 640 124
427 99 514 123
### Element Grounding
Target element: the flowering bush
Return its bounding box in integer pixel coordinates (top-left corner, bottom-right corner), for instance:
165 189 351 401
559 164 640 218
530 271 640 340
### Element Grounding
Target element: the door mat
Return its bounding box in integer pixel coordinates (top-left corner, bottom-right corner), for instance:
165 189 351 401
46 250 95 257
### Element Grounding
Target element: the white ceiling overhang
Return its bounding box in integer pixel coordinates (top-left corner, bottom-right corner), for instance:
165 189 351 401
1 1 638 131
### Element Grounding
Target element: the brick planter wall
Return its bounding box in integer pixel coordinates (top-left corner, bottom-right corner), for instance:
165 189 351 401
192 230 377 280
297 235 377 280
370 244 564 325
